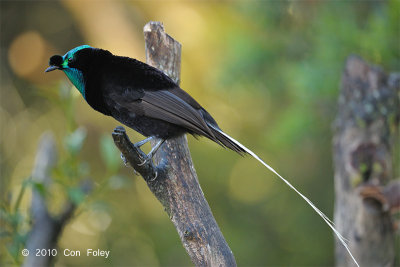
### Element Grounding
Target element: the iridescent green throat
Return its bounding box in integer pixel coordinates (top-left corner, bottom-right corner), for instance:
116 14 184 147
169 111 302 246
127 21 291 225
63 68 85 98
61 45 91 99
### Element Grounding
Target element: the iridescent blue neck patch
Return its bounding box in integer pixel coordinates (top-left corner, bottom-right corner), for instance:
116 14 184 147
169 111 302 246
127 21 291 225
61 45 92 99
63 68 85 98
63 45 92 61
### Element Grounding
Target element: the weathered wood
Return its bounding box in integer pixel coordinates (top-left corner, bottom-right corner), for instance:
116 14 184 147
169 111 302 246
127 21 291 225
333 56 400 267
112 21 236 266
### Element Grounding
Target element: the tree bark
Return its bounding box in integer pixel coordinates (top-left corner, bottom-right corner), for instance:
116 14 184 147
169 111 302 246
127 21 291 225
333 55 400 267
112 21 236 266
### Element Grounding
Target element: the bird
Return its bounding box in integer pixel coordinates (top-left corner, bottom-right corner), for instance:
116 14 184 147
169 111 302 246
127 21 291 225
46 45 358 266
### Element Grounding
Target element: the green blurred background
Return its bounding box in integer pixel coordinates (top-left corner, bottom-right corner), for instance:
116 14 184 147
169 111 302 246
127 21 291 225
1 0 398 266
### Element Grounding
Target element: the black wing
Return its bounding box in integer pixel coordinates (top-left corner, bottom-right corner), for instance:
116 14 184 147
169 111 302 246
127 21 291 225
107 86 217 141
141 89 216 140
101 55 244 152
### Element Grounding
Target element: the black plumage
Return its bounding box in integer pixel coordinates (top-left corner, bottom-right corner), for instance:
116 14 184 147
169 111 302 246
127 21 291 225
50 47 245 154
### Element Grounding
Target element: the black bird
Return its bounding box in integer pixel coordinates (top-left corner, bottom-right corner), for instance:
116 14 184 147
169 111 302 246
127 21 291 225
45 45 358 266
45 45 244 159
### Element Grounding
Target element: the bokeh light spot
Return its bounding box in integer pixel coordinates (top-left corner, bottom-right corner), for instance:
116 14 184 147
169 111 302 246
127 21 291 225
8 31 45 78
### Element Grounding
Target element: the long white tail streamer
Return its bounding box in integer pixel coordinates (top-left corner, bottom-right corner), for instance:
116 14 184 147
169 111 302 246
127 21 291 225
209 125 359 267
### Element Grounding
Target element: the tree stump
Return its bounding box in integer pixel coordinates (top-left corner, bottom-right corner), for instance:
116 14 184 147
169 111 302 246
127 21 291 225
333 55 400 267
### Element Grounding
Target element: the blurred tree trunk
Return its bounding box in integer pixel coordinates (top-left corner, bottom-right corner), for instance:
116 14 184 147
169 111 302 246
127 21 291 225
23 133 91 267
333 55 400 267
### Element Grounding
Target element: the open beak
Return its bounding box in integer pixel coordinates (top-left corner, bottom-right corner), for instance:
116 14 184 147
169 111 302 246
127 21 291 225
44 65 59 73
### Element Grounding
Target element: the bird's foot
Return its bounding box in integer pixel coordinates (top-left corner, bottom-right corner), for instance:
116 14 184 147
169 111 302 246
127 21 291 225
137 139 165 166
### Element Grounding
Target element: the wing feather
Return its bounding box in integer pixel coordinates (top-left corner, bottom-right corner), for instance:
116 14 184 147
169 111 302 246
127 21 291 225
141 90 216 139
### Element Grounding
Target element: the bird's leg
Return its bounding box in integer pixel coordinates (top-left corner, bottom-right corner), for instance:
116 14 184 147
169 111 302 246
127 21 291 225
147 139 165 159
133 136 153 148
138 139 165 166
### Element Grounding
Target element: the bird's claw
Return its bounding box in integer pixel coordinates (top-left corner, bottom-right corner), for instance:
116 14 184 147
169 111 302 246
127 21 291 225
137 157 149 166
150 170 158 181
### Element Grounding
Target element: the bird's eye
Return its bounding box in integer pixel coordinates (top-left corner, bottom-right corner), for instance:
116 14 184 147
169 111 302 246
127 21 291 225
68 57 73 63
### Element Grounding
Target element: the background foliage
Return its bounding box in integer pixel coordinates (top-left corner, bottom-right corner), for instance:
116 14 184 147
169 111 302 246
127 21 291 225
1 0 398 266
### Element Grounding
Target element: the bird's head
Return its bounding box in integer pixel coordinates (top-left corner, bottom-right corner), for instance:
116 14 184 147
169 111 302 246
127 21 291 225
45 45 93 98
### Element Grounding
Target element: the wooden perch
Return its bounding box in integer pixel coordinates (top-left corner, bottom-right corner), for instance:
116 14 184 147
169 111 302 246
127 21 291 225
23 133 91 267
112 21 236 266
333 56 400 267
